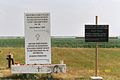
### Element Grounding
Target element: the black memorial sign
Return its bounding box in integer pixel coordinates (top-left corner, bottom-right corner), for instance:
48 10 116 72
85 25 109 42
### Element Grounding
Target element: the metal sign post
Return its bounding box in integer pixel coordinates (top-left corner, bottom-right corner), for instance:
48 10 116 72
85 16 109 80
95 16 98 77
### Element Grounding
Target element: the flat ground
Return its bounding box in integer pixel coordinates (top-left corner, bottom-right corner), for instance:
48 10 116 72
0 47 120 80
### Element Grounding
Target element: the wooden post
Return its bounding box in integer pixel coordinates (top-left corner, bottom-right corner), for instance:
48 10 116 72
95 16 98 76
6 52 14 68
91 16 104 80
7 54 12 68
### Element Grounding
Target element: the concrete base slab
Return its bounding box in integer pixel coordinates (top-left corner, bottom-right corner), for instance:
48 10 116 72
90 76 103 80
11 64 66 73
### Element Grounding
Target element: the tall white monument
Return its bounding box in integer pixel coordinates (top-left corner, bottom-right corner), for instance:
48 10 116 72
24 13 51 64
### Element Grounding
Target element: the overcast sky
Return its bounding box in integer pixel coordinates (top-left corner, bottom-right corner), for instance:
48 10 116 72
0 0 120 37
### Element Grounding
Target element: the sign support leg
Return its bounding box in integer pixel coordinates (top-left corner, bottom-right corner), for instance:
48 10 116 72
95 42 98 76
95 16 98 77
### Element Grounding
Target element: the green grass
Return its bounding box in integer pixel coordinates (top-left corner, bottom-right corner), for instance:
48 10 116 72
0 47 120 79
0 38 24 47
1 38 120 48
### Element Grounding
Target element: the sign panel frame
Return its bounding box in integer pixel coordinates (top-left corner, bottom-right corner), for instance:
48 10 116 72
85 25 109 42
25 13 51 64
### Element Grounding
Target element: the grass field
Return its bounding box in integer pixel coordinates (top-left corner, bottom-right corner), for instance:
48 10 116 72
0 47 120 80
1 38 120 48
0 38 24 47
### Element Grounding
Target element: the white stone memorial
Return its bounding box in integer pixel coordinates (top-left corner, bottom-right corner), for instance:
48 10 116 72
11 13 66 74
24 13 51 64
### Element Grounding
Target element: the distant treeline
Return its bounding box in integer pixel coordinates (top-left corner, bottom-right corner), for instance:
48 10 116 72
0 38 120 48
